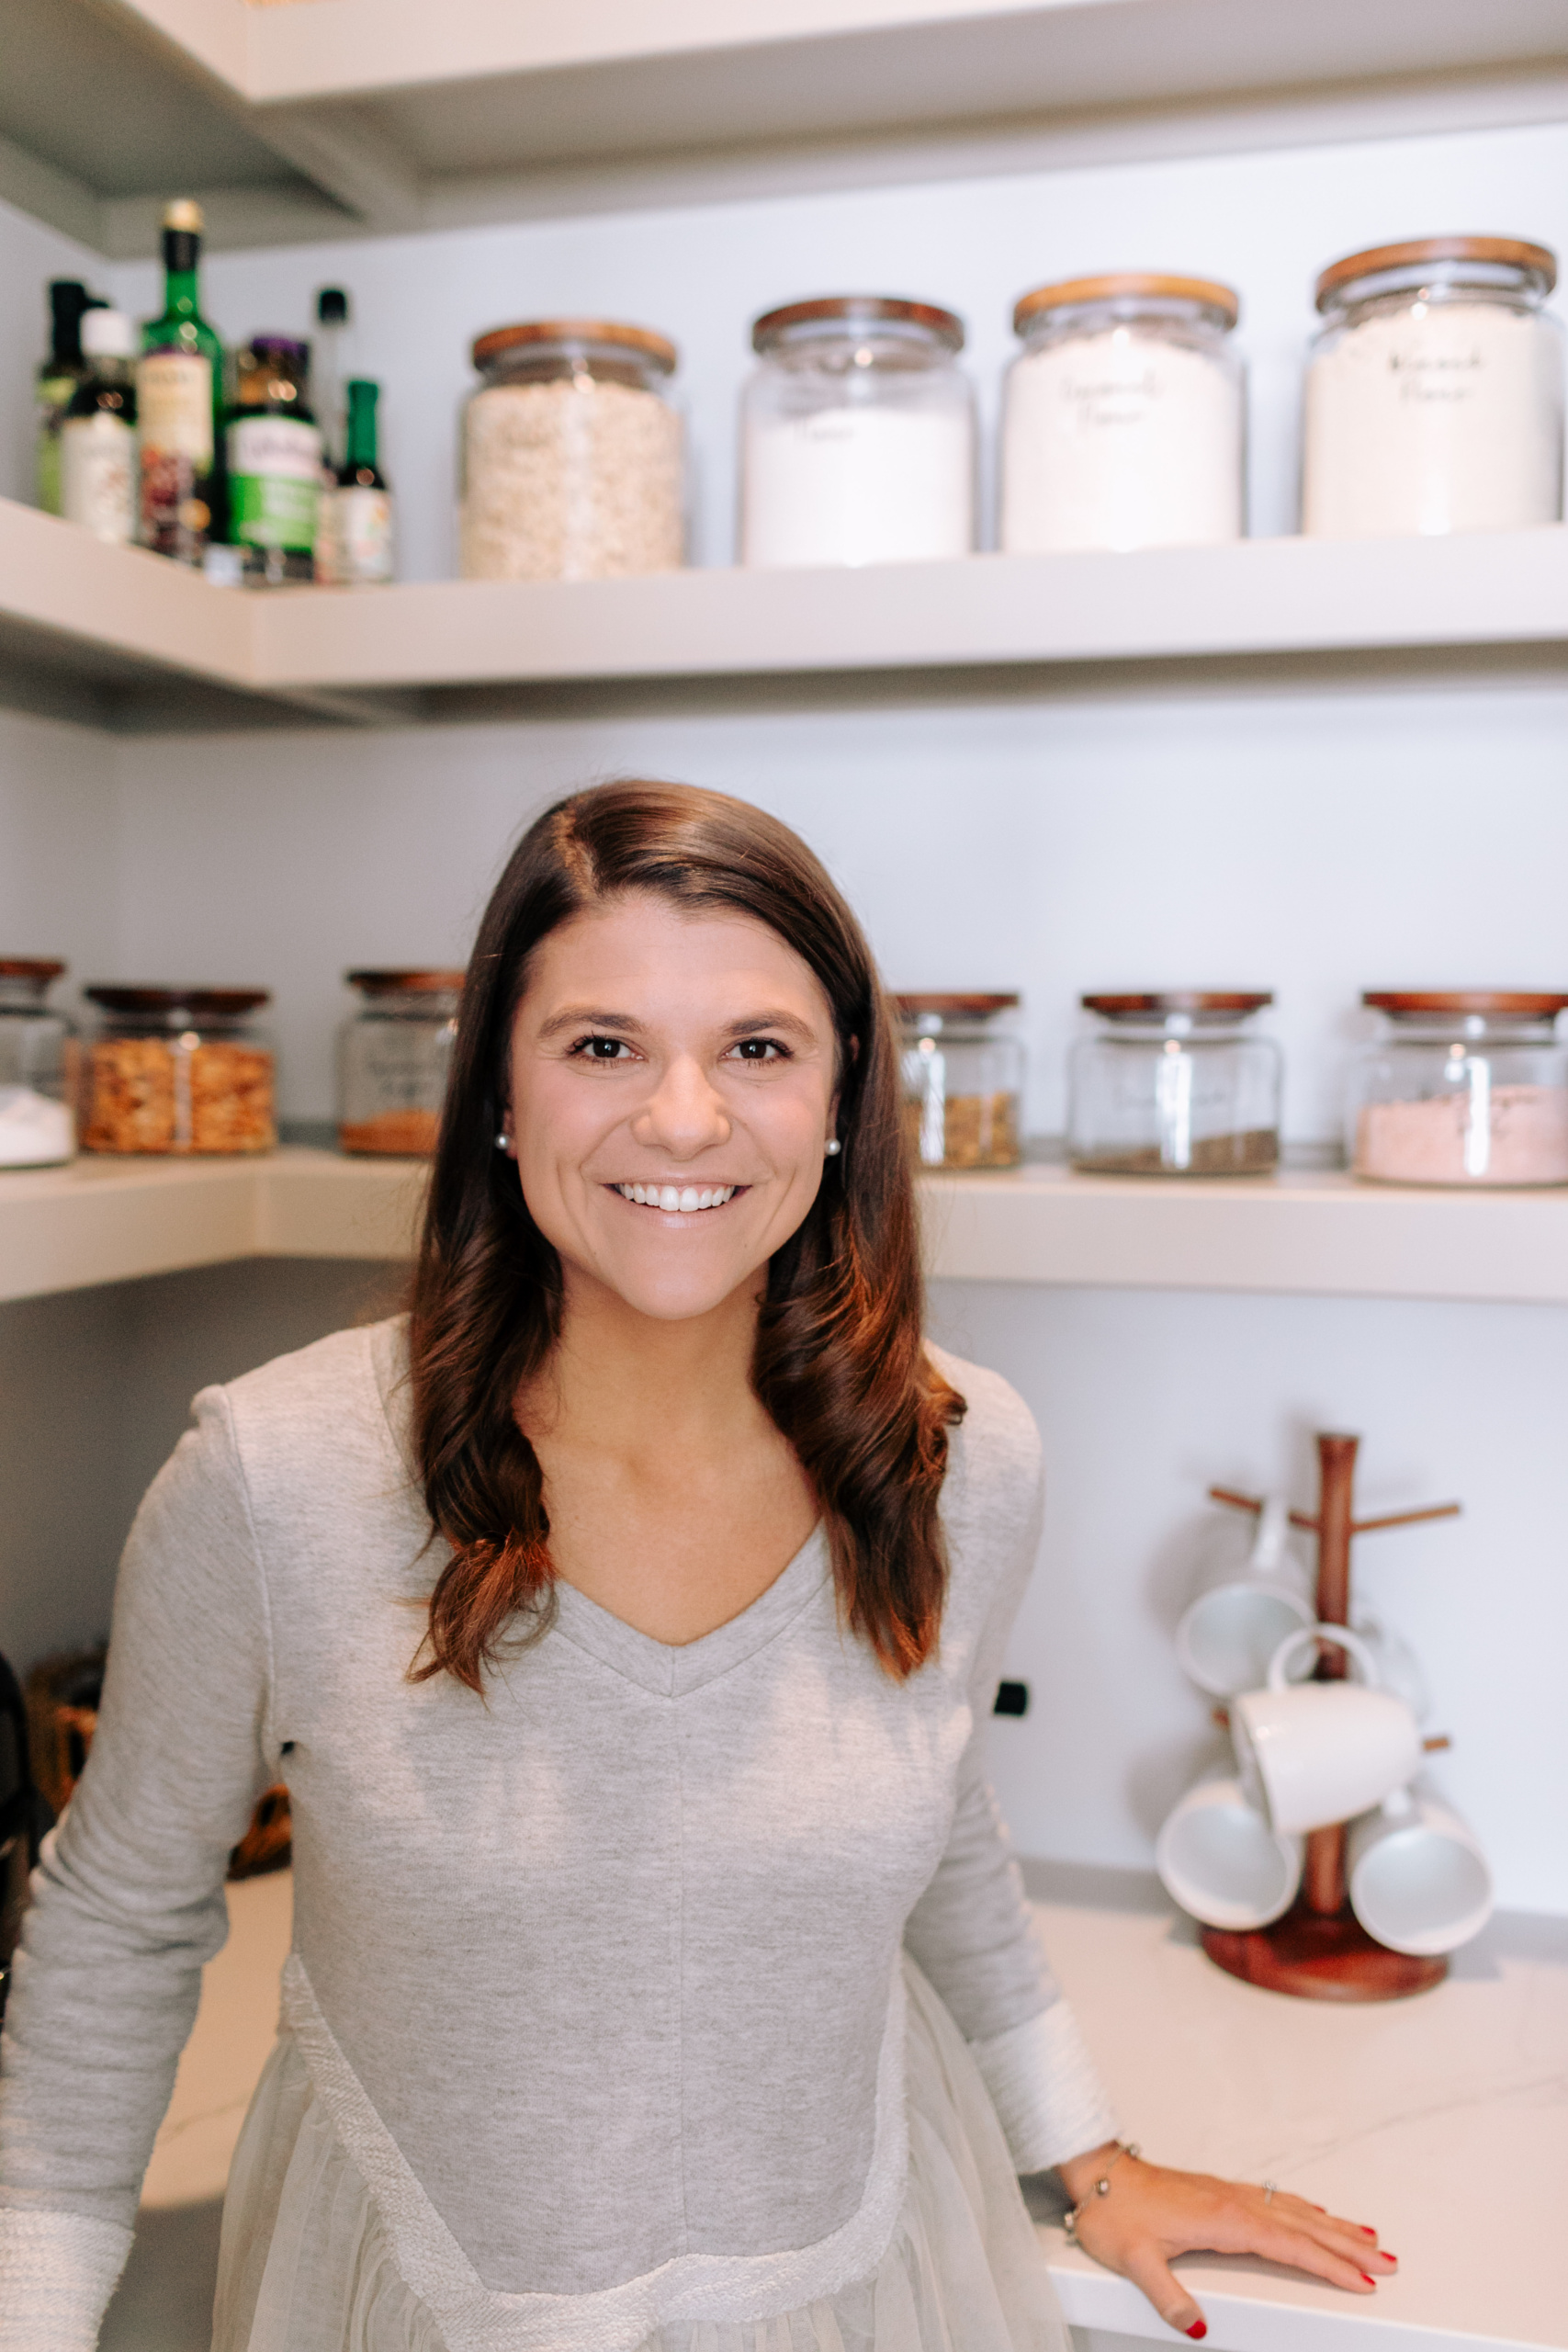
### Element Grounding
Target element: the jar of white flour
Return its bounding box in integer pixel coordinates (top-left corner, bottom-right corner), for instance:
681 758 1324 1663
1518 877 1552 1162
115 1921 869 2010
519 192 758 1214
1303 237 1563 538
1349 992 1568 1187
740 297 974 567
1000 273 1244 554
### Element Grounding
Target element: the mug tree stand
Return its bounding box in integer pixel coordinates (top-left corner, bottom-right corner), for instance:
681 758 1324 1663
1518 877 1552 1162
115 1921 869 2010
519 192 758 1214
1199 1433 1459 2003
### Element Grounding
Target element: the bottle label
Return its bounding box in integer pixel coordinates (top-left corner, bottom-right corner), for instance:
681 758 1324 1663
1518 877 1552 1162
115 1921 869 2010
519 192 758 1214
321 486 393 583
228 415 321 550
137 351 212 465
61 412 135 544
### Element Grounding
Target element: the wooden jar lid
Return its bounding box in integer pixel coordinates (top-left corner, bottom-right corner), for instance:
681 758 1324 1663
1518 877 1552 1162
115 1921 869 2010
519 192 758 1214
1013 274 1239 334
894 992 1019 1018
346 969 465 994
1314 236 1557 310
471 320 678 373
1082 990 1272 1018
1363 989 1568 1018
0 958 64 981
85 985 271 1015
752 296 964 352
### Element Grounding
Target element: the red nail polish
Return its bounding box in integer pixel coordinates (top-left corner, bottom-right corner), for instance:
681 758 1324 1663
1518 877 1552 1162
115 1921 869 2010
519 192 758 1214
1186 2326 1207 2341
1381 2252 1398 2264
1359 2273 1376 2287
1360 2225 1377 2236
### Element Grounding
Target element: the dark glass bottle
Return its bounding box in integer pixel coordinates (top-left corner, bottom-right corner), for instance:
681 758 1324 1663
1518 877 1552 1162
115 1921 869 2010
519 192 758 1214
37 281 101 515
137 199 226 562
316 379 394 584
228 336 322 586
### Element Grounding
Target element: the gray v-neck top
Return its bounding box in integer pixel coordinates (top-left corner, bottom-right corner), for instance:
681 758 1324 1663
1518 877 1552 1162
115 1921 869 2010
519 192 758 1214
0 1322 1113 2351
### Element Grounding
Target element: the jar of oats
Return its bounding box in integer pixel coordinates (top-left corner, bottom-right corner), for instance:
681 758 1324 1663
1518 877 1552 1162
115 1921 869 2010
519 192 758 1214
897 995 1024 1170
459 319 684 580
81 987 275 1155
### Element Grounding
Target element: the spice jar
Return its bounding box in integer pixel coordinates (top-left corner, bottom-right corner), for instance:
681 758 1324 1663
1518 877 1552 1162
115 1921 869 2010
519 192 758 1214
897 996 1023 1170
338 969 462 1156
1303 238 1563 538
0 961 75 1168
1001 274 1244 553
459 320 683 581
1348 992 1568 1186
81 988 275 1155
1068 995 1280 1176
741 297 975 567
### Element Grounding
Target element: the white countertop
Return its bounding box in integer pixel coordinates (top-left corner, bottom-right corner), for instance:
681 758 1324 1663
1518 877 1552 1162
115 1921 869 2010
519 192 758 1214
141 1868 1566 2352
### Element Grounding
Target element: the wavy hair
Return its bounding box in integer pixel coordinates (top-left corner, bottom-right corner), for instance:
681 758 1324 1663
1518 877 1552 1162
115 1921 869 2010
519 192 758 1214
407 781 964 1690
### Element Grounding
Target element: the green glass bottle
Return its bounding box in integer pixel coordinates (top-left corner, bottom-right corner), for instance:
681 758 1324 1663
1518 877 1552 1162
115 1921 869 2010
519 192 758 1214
315 379 394 584
136 199 226 562
37 282 98 515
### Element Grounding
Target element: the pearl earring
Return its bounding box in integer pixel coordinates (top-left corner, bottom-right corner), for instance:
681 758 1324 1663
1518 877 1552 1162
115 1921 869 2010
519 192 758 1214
495 1132 510 1151
824 1137 841 1157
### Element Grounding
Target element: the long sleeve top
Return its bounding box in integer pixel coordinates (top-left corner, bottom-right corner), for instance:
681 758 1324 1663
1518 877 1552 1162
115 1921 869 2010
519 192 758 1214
0 1321 1113 2351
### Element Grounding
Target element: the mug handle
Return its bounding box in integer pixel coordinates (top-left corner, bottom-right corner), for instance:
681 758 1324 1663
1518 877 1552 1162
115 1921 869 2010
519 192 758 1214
1267 1621 1380 1690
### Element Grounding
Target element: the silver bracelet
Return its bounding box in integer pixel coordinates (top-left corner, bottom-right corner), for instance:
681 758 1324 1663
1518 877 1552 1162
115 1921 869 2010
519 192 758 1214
1063 2141 1141 2241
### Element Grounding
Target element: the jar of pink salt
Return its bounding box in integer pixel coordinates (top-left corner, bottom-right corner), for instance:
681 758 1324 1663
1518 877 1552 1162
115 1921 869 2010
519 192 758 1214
1349 991 1568 1186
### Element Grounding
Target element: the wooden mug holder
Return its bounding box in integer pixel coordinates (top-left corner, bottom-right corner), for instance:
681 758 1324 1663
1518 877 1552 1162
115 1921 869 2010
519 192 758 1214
1198 1433 1459 2002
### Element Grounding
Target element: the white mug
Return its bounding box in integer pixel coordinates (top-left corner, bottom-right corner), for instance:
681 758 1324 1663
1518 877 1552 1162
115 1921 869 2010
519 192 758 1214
1175 1496 1315 1699
1231 1624 1424 1838
1156 1773 1303 1931
1348 1790 1494 1956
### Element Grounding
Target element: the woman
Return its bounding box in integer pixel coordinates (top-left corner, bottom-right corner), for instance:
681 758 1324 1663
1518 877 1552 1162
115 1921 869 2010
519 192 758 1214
0 784 1393 2352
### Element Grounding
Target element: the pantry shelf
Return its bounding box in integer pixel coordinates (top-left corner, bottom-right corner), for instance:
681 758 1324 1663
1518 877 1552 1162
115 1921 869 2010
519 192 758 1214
8 503 1568 730
5 1151 1568 1307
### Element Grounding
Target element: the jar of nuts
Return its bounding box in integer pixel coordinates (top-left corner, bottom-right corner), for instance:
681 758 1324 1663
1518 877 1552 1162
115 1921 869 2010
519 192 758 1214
81 987 276 1155
897 995 1024 1170
459 319 684 581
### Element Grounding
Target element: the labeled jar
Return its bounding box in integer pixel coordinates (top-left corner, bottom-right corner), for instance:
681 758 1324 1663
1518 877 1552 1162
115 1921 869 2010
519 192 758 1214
1002 274 1244 553
1303 238 1563 538
460 320 683 581
0 961 76 1168
1068 994 1280 1176
81 988 275 1156
61 310 137 546
1348 992 1568 1186
897 995 1023 1170
741 297 975 567
338 969 462 1156
228 337 322 585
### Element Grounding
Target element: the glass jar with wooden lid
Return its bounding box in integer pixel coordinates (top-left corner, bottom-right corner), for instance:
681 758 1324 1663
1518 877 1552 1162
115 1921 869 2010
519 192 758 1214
338 969 463 1157
0 960 75 1168
740 295 975 567
459 319 684 581
1303 237 1563 538
1348 991 1568 1186
81 987 274 1155
1001 272 1244 553
897 995 1023 1170
1068 993 1280 1176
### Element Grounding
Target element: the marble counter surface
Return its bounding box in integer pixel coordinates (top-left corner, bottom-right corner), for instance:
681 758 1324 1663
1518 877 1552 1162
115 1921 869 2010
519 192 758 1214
1024 1863 1568 2351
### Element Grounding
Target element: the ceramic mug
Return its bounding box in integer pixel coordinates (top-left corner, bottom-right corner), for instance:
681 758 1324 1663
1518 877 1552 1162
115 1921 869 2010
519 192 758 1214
1156 1773 1303 1930
1231 1624 1424 1838
1348 1790 1494 1956
1175 1496 1316 1699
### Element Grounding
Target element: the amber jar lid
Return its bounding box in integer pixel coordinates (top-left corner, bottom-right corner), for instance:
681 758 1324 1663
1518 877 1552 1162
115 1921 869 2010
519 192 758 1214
752 297 964 354
1363 989 1568 1019
471 319 677 373
346 968 465 995
1083 991 1272 1020
1013 273 1239 334
85 986 271 1015
895 992 1019 1019
0 958 65 982
1314 236 1557 311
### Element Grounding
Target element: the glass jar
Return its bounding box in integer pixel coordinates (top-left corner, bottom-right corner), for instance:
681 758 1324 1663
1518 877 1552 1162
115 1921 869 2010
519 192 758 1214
741 296 975 567
1001 273 1244 554
0 960 76 1168
1068 994 1280 1176
227 336 323 586
897 995 1023 1170
338 969 462 1156
1348 992 1568 1186
1303 237 1563 538
459 319 683 581
81 987 275 1155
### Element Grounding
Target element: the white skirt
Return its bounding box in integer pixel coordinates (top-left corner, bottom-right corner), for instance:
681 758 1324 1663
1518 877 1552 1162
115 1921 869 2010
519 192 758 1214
212 1958 1072 2352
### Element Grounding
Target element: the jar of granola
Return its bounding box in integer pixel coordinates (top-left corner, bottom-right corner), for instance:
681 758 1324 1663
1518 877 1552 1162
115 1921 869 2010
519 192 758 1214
459 320 683 580
338 968 462 1156
897 995 1024 1170
81 987 275 1155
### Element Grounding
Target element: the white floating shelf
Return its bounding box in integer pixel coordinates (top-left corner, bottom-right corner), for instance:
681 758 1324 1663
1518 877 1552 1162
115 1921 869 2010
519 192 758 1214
5 1150 1568 1307
7 502 1568 728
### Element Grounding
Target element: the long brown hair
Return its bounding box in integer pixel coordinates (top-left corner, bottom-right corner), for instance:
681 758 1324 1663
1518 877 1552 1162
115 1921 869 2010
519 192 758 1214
407 781 964 1690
